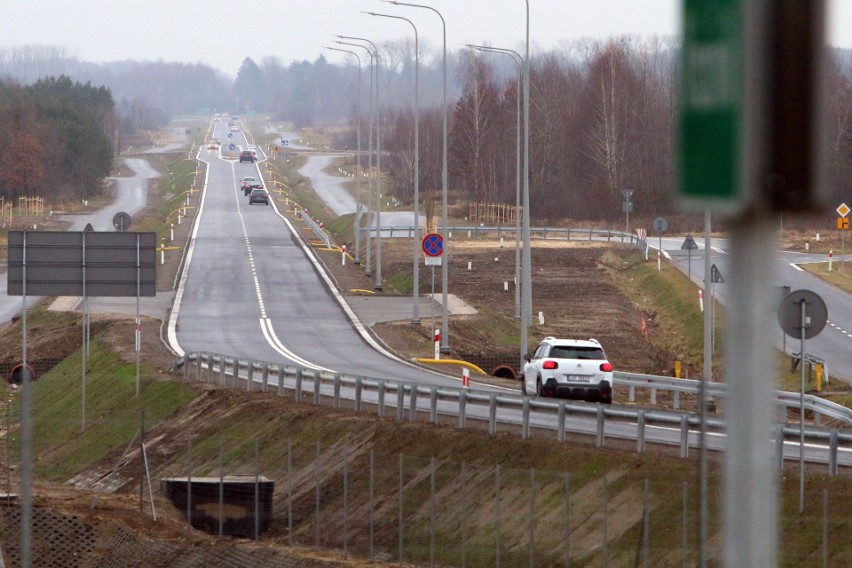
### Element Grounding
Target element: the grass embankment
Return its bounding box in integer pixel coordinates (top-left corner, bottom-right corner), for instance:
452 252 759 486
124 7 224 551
13 311 852 566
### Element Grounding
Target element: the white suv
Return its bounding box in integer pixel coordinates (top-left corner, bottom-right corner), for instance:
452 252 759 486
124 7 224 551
522 337 613 404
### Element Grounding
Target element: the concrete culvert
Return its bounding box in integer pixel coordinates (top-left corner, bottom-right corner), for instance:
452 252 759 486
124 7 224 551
492 365 517 381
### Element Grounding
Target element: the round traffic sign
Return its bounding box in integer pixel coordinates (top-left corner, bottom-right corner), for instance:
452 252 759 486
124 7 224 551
113 211 132 232
777 289 827 339
422 233 444 257
653 217 668 232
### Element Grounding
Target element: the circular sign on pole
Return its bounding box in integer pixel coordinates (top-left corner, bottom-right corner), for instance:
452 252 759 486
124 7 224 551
113 211 132 232
653 217 668 232
777 289 827 339
422 233 444 257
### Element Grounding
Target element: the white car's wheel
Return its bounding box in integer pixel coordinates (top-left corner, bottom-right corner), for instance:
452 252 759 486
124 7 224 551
535 377 544 397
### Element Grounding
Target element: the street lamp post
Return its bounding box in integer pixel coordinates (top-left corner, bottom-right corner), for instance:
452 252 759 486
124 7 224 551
335 40 375 274
521 0 533 361
385 1 451 352
326 46 363 264
366 11 421 322
466 44 523 325
337 36 382 288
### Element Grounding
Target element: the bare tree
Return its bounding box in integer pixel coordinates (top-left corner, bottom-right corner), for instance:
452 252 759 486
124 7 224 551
449 53 501 204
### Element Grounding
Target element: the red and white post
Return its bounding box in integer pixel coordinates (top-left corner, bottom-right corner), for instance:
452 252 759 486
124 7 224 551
829 250 833 272
698 289 704 312
462 367 470 388
434 330 440 360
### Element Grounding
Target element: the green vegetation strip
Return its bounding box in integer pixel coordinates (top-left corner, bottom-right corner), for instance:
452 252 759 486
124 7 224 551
26 339 195 481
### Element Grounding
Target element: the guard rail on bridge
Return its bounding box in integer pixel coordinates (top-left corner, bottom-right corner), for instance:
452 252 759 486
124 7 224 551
358 225 641 246
174 352 851 474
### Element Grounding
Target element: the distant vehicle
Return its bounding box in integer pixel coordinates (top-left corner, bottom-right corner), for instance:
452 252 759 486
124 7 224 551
207 141 219 150
248 188 269 205
522 337 613 404
239 150 256 163
240 177 263 195
230 125 239 132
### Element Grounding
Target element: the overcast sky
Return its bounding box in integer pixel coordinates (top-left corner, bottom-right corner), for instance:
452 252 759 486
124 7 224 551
1 1 850 77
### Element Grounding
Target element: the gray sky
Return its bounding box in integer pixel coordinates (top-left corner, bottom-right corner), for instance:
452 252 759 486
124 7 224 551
1 1 850 77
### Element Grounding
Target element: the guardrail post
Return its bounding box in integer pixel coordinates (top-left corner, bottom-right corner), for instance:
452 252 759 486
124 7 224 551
596 407 606 448
378 382 386 418
277 366 285 396
589 228 593 241
488 395 497 434
628 384 635 403
557 401 567 443
776 424 785 471
313 370 321 405
355 378 363 412
261 363 269 392
207 353 215 382
650 387 657 406
409 387 418 422
396 386 405 422
195 352 202 381
295 369 303 402
430 388 438 423
247 361 255 392
333 374 342 409
673 390 680 410
543 227 548 240
233 360 241 388
183 355 189 382
220 357 227 386
680 415 689 458
522 398 531 440
458 389 467 429
829 429 838 476
637 411 646 453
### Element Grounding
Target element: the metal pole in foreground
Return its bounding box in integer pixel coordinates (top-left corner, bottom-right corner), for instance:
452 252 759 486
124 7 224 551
799 299 806 514
520 0 532 362
699 210 712 566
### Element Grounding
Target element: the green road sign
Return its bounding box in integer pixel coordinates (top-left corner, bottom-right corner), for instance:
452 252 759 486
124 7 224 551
679 0 744 209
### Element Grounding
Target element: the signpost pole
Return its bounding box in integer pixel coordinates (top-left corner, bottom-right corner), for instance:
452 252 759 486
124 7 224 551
799 299 806 514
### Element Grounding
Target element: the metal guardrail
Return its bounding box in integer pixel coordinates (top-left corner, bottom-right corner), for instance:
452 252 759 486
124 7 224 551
358 225 641 245
615 371 852 427
295 209 332 248
175 352 850 472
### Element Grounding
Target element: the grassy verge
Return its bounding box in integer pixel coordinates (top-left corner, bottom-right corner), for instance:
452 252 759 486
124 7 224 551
801 261 852 294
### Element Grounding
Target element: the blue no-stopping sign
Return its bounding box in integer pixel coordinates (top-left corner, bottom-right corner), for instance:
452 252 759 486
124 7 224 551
422 233 444 257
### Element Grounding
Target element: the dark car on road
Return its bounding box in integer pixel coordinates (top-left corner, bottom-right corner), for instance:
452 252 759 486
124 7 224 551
239 150 256 163
241 177 263 195
248 188 269 205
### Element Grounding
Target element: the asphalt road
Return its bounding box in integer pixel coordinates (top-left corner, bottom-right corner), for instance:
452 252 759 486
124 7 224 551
168 121 481 391
653 235 852 383
0 157 161 325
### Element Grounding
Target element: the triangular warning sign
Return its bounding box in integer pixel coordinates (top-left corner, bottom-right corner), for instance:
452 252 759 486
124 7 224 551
83 223 94 232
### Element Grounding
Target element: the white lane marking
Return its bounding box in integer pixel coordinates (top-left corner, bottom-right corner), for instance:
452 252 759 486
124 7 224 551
711 246 727 255
260 318 331 372
789 263 804 272
826 320 852 339
262 190 515 392
168 145 211 357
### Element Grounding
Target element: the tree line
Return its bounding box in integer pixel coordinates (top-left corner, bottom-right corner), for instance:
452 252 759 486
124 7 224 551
378 39 852 222
1 42 848 220
0 76 116 205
